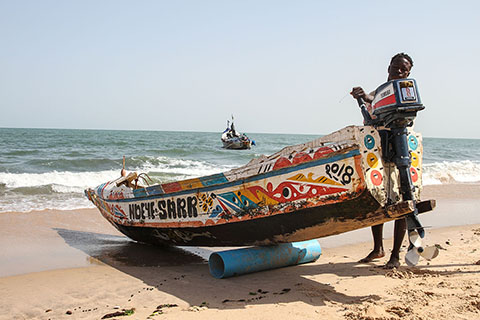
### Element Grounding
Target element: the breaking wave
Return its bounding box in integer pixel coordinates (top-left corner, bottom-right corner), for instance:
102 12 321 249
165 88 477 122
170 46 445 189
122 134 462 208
422 160 480 185
0 157 235 213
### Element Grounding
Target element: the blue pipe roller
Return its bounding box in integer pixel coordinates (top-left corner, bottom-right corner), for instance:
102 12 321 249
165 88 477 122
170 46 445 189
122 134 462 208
208 239 322 279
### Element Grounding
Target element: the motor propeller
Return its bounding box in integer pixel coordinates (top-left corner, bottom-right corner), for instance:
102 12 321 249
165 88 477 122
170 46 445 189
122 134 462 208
405 228 439 267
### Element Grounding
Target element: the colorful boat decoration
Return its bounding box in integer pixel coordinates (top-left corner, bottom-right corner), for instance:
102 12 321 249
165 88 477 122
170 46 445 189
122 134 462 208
86 78 436 270
85 124 433 247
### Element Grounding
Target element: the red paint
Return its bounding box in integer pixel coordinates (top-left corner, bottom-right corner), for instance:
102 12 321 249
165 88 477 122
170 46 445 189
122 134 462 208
248 181 347 203
162 182 182 193
292 152 313 165
373 94 396 110
313 147 334 159
410 167 418 182
370 170 383 186
273 157 292 170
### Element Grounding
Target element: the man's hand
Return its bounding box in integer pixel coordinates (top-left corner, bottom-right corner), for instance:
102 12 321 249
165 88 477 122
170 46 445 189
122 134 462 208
351 87 374 104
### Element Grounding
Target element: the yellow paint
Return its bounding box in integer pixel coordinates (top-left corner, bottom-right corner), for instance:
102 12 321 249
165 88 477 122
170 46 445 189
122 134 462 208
199 193 216 212
254 191 280 205
366 152 379 168
178 178 204 190
411 152 419 167
246 185 279 205
288 172 343 186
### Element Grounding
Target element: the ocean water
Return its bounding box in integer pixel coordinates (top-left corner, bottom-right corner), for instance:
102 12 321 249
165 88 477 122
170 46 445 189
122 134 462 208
1 127 479 213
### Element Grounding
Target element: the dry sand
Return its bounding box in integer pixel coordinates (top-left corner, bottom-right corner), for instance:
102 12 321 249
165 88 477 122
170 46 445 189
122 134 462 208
1 184 480 319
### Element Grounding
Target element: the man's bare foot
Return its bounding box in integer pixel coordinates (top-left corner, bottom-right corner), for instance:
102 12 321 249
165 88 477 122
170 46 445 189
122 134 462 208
359 250 385 263
385 256 400 269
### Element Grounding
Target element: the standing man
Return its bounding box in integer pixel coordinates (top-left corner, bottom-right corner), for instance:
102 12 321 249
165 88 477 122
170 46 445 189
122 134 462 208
350 53 414 269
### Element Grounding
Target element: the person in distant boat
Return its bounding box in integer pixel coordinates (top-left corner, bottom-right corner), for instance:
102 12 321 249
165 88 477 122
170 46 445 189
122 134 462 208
230 121 238 137
350 52 414 269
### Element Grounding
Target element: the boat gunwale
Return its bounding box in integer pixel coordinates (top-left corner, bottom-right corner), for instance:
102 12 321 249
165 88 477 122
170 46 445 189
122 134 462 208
92 147 361 203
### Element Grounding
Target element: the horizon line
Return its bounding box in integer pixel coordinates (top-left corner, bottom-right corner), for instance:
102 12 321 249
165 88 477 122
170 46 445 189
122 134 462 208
0 126 478 140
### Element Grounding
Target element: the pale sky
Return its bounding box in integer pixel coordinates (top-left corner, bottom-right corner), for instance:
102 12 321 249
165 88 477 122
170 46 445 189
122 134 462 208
1 0 479 139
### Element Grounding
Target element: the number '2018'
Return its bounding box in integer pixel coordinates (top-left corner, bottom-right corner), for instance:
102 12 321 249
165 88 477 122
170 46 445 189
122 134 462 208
325 163 354 185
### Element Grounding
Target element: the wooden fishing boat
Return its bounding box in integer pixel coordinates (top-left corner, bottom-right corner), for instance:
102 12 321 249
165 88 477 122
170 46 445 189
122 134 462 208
221 117 253 150
85 124 434 247
86 79 437 268
221 134 251 150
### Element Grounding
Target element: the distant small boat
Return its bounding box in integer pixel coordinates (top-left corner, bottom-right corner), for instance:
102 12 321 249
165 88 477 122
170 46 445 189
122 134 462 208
221 117 253 150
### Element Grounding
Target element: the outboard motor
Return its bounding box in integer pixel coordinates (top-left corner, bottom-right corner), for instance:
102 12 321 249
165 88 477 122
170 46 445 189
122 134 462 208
357 79 438 266
362 78 424 127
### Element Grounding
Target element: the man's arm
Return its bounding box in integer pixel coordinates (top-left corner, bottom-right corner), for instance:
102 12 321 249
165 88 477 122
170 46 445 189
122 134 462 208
350 87 374 104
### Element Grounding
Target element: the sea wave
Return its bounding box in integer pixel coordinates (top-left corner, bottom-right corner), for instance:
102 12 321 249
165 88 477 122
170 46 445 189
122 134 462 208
0 171 120 193
0 157 236 212
1 158 478 213
423 160 480 185
0 157 233 193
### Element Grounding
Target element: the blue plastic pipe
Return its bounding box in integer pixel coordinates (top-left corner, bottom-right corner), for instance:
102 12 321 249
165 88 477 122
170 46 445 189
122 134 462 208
208 239 322 279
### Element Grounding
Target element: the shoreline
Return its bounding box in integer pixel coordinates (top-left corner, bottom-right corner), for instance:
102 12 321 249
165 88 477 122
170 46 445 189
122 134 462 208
1 183 480 319
1 183 480 277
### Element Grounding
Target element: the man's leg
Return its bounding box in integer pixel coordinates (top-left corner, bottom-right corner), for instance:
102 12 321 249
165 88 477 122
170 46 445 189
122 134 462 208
359 224 385 263
385 218 407 268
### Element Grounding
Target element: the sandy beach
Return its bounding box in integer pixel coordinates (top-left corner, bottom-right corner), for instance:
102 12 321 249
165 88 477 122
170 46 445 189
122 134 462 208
1 184 480 320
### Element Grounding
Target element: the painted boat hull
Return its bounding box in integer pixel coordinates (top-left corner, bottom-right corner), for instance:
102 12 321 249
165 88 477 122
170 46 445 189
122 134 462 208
85 125 431 247
106 191 418 246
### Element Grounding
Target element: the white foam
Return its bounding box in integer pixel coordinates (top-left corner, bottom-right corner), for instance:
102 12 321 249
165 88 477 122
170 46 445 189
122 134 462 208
146 157 236 177
0 157 239 213
423 160 480 185
0 170 120 191
0 194 94 213
0 157 235 192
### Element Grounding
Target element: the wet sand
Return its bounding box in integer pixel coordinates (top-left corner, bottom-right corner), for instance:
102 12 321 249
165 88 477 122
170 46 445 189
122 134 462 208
1 184 480 319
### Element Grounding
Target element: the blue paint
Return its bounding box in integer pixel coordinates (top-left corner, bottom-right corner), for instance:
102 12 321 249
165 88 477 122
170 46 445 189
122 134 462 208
208 205 223 218
96 183 107 196
208 239 322 279
408 135 418 150
133 188 148 198
200 173 229 186
364 134 375 149
145 185 165 196
112 205 127 219
217 191 259 213
131 185 166 198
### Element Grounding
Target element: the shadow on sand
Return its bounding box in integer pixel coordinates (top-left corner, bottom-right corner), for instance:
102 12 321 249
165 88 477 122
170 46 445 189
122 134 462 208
54 227 207 267
54 227 414 309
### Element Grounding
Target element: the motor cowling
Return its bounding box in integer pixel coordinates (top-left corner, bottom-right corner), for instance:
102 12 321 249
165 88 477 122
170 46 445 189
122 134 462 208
368 78 424 127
